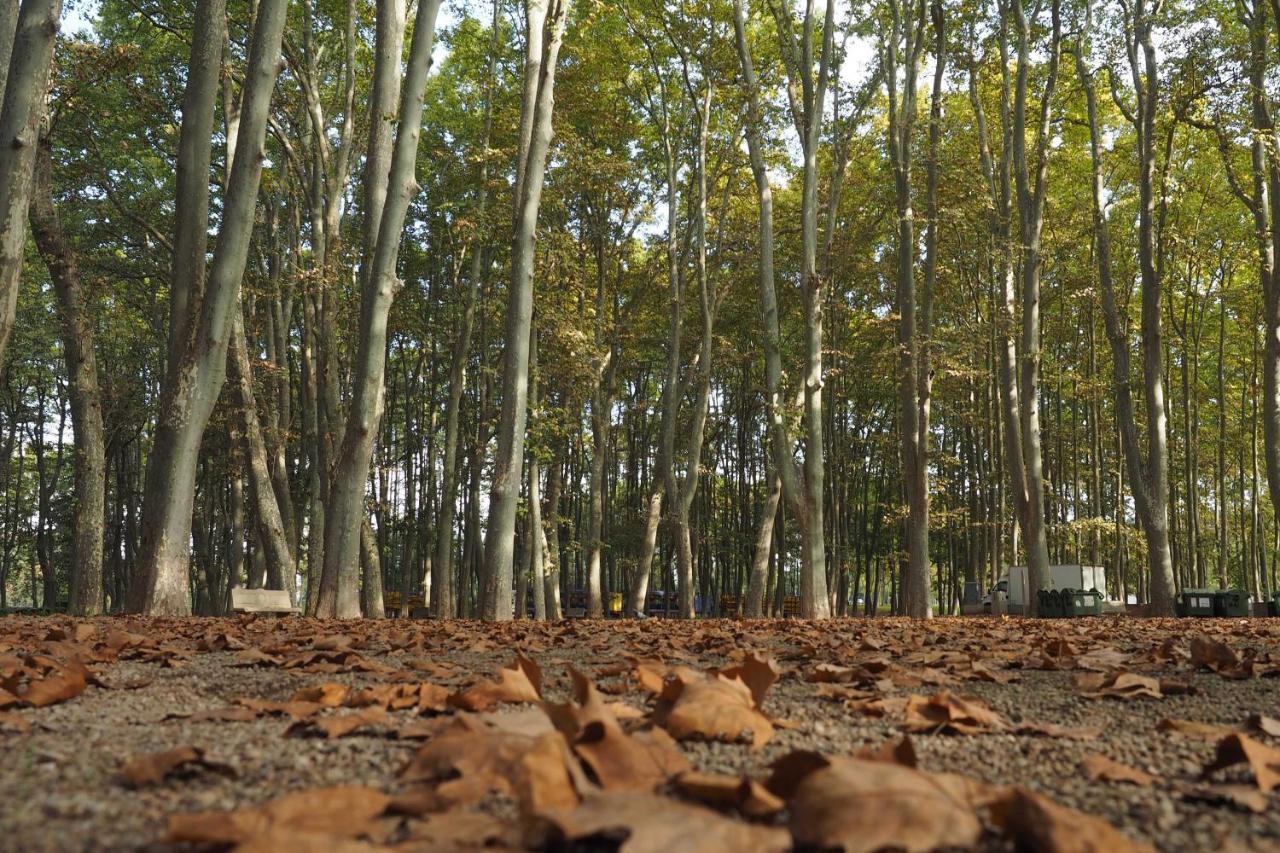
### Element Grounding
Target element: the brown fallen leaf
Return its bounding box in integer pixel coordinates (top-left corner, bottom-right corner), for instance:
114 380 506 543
401 715 540 805
991 787 1154 852
856 735 918 768
120 745 235 787
1016 722 1104 739
768 752 982 852
545 668 688 792
290 682 349 707
8 658 90 707
450 652 543 711
1246 714 1280 737
537 792 790 852
718 651 780 708
673 771 784 817
1082 754 1156 787
654 668 775 748
401 810 518 849
287 706 388 739
1184 783 1269 813
902 691 1008 734
1076 670 1162 700
234 697 326 720
230 648 283 667
1190 635 1241 672
167 784 391 846
1157 717 1238 739
1201 733 1280 791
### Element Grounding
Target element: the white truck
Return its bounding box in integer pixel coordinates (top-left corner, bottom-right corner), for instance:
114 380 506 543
984 565 1106 614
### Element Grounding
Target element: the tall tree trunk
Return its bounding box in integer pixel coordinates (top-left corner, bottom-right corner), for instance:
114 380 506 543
30 138 104 616
229 305 296 601
0 0 61 373
480 0 571 620
316 0 443 618
129 0 286 615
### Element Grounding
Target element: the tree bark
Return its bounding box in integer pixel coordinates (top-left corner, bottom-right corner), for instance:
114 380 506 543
480 0 571 621
0 0 60 373
316 0 443 618
30 138 104 616
129 0 286 615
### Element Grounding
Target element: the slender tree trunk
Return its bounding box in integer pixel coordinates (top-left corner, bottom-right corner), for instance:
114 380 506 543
30 138 104 616
745 472 781 617
480 0 571 620
317 0 443 618
0 0 61 373
129 0 286 615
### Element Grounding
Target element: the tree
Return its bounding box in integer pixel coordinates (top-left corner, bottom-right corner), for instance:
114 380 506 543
127 0 287 615
480 0 571 621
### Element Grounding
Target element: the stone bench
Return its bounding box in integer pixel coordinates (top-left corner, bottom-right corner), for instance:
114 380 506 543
230 587 300 615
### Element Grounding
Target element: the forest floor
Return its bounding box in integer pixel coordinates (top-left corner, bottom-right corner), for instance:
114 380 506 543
2 614 1280 852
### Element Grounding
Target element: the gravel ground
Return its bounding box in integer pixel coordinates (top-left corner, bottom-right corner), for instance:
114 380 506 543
2 614 1280 852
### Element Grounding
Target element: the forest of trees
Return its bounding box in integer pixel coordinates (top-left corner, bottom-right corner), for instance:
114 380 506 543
1 0 1278 621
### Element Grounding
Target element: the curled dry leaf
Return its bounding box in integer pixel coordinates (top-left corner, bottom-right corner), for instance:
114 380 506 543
287 706 388 739
119 745 235 787
991 787 1155 853
449 652 543 712
3 657 91 707
1157 718 1239 739
401 715 541 805
290 682 348 707
1190 635 1246 676
673 771 784 818
234 697 325 720
1246 714 1280 738
545 668 689 792
166 784 391 847
1076 670 1163 700
516 730 580 820
768 752 982 853
1184 783 1269 813
1082 754 1157 787
856 735 918 768
902 691 1008 735
653 667 775 748
718 652 780 709
1201 733 1280 792
539 792 790 853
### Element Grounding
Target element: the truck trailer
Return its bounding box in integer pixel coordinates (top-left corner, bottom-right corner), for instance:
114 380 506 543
985 565 1106 614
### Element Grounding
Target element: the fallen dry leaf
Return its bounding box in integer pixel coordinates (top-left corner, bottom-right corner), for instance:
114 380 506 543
167 784 391 846
450 652 543 711
290 682 349 707
1157 718 1238 739
1082 754 1156 787
902 691 1008 734
550 668 689 792
673 770 784 817
991 787 1154 852
287 706 387 739
1201 733 1280 792
654 667 775 748
1076 670 1163 700
537 792 790 852
119 745 235 787
768 751 983 852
